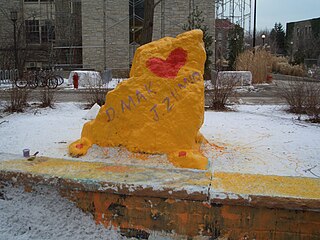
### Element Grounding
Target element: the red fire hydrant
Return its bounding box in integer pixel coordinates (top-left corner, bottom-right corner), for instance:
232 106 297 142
73 72 79 89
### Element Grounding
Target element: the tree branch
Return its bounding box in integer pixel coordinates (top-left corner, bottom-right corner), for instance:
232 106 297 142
154 0 162 8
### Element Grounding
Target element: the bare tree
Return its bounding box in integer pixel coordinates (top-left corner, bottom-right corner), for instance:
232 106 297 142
0 5 35 73
140 0 162 45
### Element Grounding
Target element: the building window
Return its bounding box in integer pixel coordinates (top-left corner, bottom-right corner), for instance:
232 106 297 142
25 20 40 43
41 20 55 43
25 19 55 44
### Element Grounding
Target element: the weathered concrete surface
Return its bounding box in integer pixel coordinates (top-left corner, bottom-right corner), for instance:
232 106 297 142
0 156 319 238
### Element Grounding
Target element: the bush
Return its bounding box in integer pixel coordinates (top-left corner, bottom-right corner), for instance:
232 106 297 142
237 50 307 83
207 72 238 111
271 56 287 73
272 56 306 77
39 88 55 108
279 80 320 122
4 87 29 113
236 49 272 84
84 80 109 107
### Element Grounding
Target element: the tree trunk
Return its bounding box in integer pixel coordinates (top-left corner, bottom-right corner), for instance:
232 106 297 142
140 0 155 45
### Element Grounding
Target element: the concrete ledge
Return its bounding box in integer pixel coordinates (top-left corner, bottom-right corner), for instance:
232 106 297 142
1 157 320 238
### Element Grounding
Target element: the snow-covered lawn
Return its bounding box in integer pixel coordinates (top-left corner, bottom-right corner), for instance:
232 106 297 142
0 102 319 239
202 105 320 178
0 102 319 178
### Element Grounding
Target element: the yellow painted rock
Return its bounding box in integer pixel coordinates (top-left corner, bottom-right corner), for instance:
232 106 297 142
69 29 208 169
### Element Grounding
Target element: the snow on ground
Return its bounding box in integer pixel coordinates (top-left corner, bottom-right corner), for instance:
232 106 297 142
68 71 102 87
0 184 191 240
202 105 320 178
0 103 85 160
0 102 319 239
0 185 125 240
0 102 172 168
0 102 319 178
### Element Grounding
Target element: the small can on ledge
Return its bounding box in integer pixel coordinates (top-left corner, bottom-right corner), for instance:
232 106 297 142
23 149 30 158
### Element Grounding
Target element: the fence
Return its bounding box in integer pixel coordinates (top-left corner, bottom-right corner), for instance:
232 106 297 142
0 69 18 85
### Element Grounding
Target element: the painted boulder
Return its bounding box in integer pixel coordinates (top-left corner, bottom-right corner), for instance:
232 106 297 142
69 29 208 169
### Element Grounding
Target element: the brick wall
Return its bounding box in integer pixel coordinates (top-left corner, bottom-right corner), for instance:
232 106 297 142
153 0 215 69
82 0 129 71
105 0 129 69
82 0 105 71
1 0 214 71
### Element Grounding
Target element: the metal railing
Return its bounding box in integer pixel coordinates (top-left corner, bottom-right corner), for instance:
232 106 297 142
0 69 18 85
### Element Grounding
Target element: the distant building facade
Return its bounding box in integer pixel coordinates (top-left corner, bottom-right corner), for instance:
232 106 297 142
215 19 235 65
83 0 215 72
286 17 320 65
0 0 215 72
0 0 81 70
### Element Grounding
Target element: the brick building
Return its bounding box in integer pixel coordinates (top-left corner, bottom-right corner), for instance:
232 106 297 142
286 17 320 64
83 0 215 72
215 19 235 65
0 0 215 72
0 0 81 70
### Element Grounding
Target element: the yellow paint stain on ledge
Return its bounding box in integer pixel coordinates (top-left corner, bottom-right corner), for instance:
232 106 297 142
0 157 211 190
0 157 142 181
0 157 319 201
212 172 320 200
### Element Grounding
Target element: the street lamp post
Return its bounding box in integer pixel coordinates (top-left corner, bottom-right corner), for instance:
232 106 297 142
290 41 294 63
261 34 266 46
10 10 18 69
253 0 257 48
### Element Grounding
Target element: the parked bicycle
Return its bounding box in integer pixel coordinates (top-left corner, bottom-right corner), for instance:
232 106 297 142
49 71 64 86
15 70 60 89
15 71 38 89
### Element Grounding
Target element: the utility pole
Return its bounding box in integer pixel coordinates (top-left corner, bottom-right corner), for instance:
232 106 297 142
10 10 18 69
253 0 257 48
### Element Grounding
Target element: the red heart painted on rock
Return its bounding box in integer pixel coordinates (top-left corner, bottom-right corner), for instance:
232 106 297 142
146 48 187 79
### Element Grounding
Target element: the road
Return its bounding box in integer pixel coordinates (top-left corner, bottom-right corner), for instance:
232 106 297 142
0 79 318 105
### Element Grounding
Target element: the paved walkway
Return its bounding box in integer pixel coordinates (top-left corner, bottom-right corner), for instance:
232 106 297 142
0 80 287 105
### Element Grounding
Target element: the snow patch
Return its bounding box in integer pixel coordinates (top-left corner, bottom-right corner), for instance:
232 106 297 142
0 185 125 239
83 103 100 120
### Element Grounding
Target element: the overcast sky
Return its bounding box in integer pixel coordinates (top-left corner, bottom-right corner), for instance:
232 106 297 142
256 0 320 31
